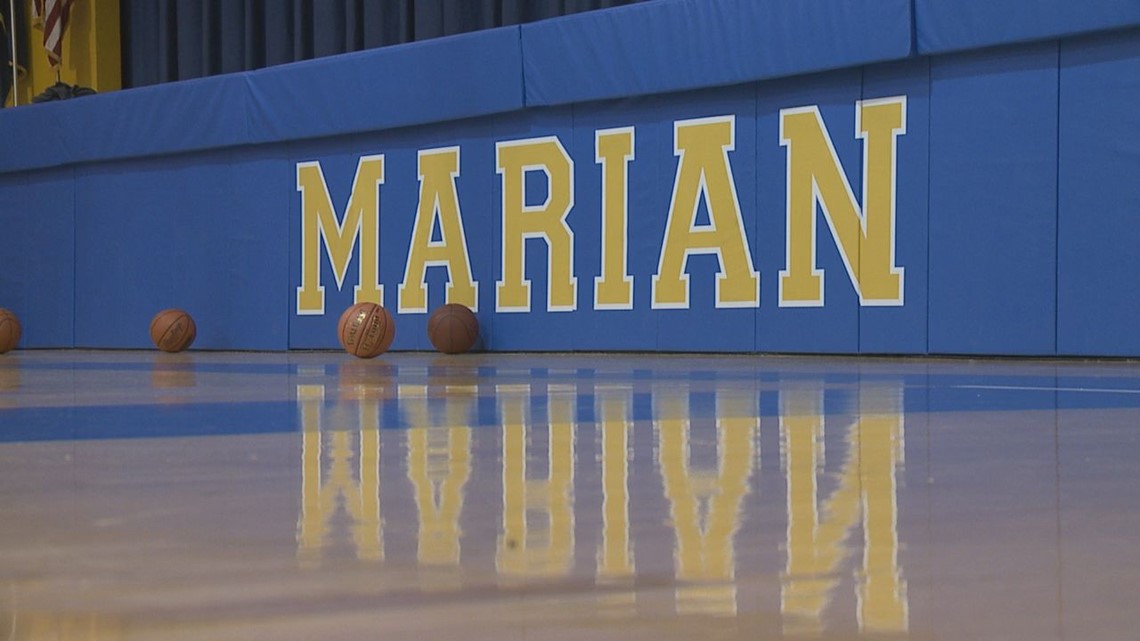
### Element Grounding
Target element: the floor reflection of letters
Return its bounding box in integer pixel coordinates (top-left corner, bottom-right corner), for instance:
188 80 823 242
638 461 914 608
297 382 383 566
294 367 907 634
496 383 576 580
12 352 1140 639
781 385 907 635
658 390 757 617
0 593 124 641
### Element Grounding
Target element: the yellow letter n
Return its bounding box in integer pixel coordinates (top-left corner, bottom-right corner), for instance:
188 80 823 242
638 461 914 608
399 147 479 313
779 97 906 307
296 156 384 315
495 137 577 313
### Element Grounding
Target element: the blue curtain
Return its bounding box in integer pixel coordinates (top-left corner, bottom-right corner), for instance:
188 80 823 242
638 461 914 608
122 0 645 88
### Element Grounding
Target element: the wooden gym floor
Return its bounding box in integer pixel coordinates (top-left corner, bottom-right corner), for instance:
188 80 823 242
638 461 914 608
1 350 1138 639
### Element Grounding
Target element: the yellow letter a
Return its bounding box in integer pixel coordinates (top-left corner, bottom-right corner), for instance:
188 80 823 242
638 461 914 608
399 147 479 313
652 116 759 309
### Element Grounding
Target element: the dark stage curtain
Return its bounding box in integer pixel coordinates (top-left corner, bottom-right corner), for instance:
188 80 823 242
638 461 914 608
121 0 645 89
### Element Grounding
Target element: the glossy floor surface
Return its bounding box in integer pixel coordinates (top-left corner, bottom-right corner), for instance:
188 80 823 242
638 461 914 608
1 350 1139 640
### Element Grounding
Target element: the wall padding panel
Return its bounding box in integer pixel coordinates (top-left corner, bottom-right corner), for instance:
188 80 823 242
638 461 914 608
927 43 1058 355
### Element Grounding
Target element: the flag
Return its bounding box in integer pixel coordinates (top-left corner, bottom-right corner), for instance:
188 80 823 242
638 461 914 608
32 0 72 67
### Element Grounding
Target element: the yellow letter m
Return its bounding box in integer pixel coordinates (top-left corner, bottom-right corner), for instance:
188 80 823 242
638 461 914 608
296 156 385 315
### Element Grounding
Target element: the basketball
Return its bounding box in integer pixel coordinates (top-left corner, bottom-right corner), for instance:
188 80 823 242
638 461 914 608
0 309 21 354
338 302 396 358
150 309 197 353
427 303 479 354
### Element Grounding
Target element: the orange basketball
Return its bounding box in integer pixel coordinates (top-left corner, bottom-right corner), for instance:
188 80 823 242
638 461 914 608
150 309 197 353
427 303 479 354
0 308 21 354
338 302 396 358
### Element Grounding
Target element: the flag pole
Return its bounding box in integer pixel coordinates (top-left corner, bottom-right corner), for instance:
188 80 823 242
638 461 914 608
7 0 17 105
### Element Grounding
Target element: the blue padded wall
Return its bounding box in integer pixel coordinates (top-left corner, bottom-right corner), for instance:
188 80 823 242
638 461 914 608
74 149 291 350
8 1 1140 357
1057 29 1140 356
0 74 253 174
247 26 525 144
0 170 76 347
860 59 930 354
2 26 526 175
916 0 1140 54
0 102 74 173
927 42 1058 355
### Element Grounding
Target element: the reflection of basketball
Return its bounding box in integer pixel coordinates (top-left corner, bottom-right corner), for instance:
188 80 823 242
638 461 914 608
337 360 396 400
338 302 396 358
427 304 479 354
0 309 20 354
150 309 197 353
151 354 197 389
